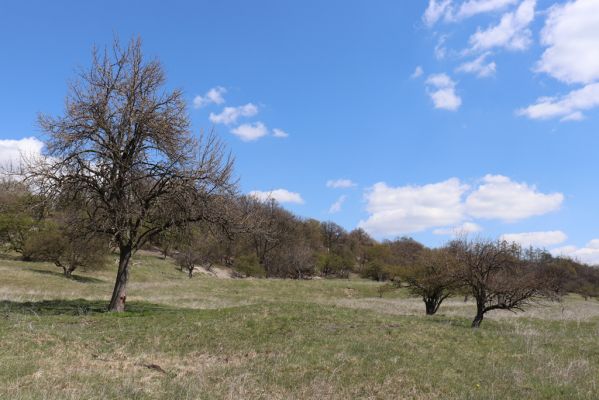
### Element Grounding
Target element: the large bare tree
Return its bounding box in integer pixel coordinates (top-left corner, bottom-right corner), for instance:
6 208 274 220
28 38 235 311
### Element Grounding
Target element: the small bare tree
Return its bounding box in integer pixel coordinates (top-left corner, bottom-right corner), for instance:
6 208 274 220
27 38 235 311
450 238 549 328
173 224 221 278
403 248 458 315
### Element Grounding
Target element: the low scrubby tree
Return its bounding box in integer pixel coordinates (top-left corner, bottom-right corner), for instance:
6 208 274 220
403 248 458 315
22 219 108 277
173 225 221 278
450 238 551 328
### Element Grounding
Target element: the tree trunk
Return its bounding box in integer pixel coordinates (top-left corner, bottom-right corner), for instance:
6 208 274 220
64 266 76 277
424 298 440 315
108 245 132 312
188 267 193 278
471 303 485 328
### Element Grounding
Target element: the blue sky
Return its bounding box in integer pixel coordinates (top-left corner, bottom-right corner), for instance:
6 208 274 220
1 0 599 263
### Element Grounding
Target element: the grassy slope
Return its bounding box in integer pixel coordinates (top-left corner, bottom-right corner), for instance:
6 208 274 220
1 253 598 399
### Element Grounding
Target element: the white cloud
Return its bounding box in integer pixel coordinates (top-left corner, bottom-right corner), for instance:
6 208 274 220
359 179 469 237
455 0 518 20
425 73 462 111
249 189 304 204
0 137 45 169
433 222 483 236
326 179 357 189
359 175 564 238
209 103 258 125
434 35 448 60
411 66 424 79
424 0 521 25
520 0 599 122
456 52 497 77
465 174 563 221
552 239 599 266
501 230 567 247
517 83 599 121
272 128 289 138
469 0 536 52
193 86 226 109
231 122 269 142
423 0 453 26
536 0 599 85
328 195 347 214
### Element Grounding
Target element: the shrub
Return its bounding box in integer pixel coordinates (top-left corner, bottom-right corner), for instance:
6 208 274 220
317 253 353 278
22 224 108 277
233 254 265 278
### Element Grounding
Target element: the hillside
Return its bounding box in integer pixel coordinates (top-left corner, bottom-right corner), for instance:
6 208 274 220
1 252 598 399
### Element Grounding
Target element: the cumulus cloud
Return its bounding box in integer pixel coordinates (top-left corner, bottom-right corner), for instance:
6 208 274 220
193 86 226 109
328 195 347 214
501 230 567 247
518 1 599 121
456 52 497 78
468 0 536 52
0 137 45 169
517 83 599 121
326 179 357 189
433 222 483 236
535 0 599 85
359 179 469 236
552 239 599 266
425 73 462 111
359 175 563 237
231 122 269 142
249 189 304 204
465 174 563 221
209 103 258 125
272 128 289 138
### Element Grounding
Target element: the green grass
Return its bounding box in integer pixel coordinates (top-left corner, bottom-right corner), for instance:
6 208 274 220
1 252 598 399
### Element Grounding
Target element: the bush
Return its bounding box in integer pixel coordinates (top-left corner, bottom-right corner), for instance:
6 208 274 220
233 255 265 278
317 253 352 278
22 226 66 262
360 261 403 282
22 223 108 277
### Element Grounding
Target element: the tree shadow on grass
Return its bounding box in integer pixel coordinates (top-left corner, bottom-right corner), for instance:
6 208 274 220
0 299 177 316
27 268 105 283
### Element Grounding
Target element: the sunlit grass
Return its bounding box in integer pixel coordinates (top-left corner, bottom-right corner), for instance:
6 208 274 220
1 252 598 399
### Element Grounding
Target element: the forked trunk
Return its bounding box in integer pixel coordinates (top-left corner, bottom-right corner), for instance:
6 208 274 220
108 246 132 312
56 261 76 278
423 297 443 315
63 266 75 277
424 298 439 315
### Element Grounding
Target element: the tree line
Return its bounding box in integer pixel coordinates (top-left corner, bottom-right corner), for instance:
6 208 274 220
2 176 599 327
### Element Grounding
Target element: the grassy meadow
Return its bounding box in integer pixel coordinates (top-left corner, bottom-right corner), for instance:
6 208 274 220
1 252 599 399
